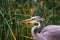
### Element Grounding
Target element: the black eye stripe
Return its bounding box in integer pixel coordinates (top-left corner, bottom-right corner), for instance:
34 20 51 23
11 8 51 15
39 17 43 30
32 18 35 20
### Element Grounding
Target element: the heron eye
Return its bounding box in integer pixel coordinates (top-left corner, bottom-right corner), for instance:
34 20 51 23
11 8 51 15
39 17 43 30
32 18 35 20
34 23 39 26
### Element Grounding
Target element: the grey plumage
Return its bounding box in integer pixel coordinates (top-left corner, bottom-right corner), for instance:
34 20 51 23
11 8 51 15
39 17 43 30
21 16 60 40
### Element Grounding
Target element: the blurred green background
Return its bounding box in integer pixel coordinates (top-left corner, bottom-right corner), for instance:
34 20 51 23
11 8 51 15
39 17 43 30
0 0 60 40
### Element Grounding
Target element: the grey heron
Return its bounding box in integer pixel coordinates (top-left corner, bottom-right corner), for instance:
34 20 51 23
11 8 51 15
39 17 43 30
20 16 60 40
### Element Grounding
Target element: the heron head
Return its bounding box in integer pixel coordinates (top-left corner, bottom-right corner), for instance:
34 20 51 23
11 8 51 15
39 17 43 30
20 16 44 25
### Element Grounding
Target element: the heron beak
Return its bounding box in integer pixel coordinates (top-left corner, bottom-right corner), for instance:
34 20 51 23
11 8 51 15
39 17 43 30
20 19 37 23
20 19 32 23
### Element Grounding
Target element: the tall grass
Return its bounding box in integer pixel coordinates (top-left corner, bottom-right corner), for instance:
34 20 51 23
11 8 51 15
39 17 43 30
0 0 60 40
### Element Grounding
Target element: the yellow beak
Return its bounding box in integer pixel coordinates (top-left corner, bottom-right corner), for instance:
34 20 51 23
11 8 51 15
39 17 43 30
20 19 37 24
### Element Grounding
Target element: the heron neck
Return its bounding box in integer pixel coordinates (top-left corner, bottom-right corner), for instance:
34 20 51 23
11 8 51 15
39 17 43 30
38 21 43 28
38 21 43 32
31 26 38 38
31 21 43 39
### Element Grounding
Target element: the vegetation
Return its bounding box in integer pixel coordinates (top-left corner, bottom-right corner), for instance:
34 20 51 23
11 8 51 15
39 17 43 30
0 0 60 40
